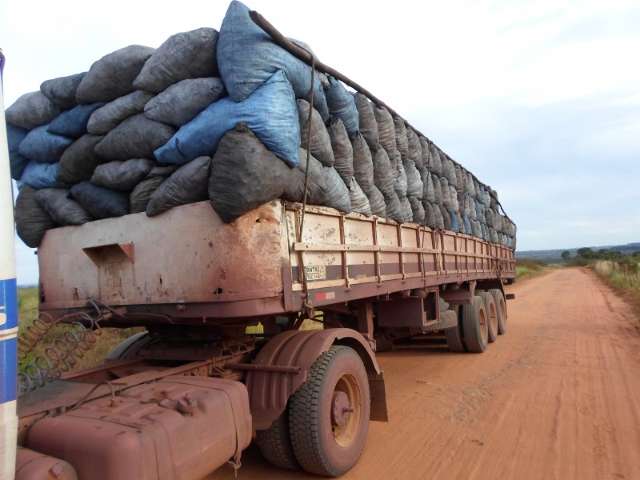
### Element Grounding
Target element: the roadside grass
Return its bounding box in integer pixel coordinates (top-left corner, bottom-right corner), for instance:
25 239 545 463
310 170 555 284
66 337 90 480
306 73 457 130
592 260 640 315
18 287 140 376
18 287 321 376
516 258 547 279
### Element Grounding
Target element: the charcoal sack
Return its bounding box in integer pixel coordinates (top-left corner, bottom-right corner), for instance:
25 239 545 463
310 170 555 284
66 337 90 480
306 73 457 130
7 124 29 180
355 93 379 151
374 106 396 157
95 114 175 161
70 182 129 218
297 99 334 167
35 188 91 226
19 162 61 189
325 77 359 135
348 178 372 216
409 196 425 224
76 45 154 103
87 91 153 135
6 91 60 130
40 72 85 110
394 117 408 157
400 196 413 223
129 176 165 214
91 159 154 191
14 186 56 247
58 134 105 185
146 156 210 216
144 78 226 127
217 0 329 120
328 118 353 183
155 70 299 166
18 125 73 163
47 103 104 138
208 125 296 222
134 28 219 93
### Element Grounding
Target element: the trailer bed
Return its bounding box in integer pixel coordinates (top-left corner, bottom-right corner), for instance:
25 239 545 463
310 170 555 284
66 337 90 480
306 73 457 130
37 200 515 322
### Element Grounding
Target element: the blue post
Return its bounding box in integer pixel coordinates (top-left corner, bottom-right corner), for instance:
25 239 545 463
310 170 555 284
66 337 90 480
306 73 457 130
0 47 18 480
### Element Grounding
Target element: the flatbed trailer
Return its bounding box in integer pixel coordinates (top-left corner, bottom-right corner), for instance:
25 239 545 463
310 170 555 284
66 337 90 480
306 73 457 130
16 199 515 479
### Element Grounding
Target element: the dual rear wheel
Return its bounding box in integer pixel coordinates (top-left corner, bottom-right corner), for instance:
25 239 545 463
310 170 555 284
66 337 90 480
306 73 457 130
256 345 370 477
445 289 507 353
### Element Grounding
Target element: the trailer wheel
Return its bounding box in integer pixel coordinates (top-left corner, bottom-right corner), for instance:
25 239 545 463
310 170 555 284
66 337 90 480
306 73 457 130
289 346 370 477
480 292 498 343
490 289 507 334
255 411 299 471
461 296 488 353
444 306 466 352
105 331 149 361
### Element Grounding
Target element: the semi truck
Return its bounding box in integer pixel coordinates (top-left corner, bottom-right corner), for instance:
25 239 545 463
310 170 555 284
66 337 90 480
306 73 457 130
8 11 516 480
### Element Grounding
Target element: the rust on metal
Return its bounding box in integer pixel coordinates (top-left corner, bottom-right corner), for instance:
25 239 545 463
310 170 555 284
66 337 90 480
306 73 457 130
226 363 301 374
15 447 78 480
25 377 252 480
38 200 514 327
245 328 382 430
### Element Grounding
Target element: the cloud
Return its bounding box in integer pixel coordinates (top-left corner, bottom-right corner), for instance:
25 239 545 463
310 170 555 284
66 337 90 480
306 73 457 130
3 0 639 285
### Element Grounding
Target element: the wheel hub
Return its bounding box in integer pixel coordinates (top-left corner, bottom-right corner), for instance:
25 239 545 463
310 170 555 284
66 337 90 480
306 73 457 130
331 390 353 428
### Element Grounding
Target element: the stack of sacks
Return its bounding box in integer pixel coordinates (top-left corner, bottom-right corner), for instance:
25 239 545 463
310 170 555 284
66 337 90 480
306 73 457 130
9 0 516 250
8 28 221 247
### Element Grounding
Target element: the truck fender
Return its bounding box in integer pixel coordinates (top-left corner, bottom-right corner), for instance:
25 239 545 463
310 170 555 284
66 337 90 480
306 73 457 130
246 328 388 430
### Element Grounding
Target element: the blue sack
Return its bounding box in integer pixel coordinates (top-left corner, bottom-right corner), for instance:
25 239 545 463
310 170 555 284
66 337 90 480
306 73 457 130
18 125 73 163
7 123 29 180
48 103 104 138
19 161 61 189
463 214 472 235
449 208 460 233
70 181 129 219
217 0 329 120
325 77 359 136
155 70 300 167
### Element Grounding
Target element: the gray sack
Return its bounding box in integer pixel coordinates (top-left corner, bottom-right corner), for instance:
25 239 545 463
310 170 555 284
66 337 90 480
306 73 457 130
87 91 153 135
6 91 60 130
76 45 154 104
91 158 154 191
143 77 225 127
297 99 335 167
94 114 175 161
35 188 92 226
134 28 219 93
14 186 56 248
146 156 210 216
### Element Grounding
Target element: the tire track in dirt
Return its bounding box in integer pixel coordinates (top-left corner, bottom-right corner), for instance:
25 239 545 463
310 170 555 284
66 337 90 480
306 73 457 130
208 267 640 480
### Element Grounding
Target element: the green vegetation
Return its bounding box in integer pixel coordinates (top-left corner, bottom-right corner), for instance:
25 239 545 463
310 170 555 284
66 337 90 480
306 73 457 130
592 260 640 309
516 258 546 279
560 246 640 313
563 247 640 265
18 287 140 377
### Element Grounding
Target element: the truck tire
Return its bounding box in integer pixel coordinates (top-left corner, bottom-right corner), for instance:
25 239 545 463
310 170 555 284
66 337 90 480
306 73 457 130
461 296 488 353
444 307 466 352
480 291 498 343
490 289 507 334
105 331 149 361
289 346 370 477
255 411 299 471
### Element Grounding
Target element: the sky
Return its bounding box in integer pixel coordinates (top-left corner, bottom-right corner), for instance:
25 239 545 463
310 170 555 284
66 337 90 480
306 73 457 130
2 0 639 285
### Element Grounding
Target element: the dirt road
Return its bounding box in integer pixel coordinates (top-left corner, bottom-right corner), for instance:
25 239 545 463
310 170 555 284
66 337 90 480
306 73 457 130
211 267 640 480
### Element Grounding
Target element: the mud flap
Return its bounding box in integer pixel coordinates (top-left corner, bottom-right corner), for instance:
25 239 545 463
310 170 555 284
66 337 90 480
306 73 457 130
369 372 389 422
